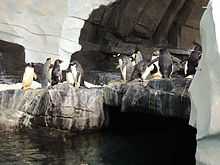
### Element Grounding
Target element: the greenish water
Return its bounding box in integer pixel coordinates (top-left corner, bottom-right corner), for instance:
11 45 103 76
0 130 153 165
0 124 196 165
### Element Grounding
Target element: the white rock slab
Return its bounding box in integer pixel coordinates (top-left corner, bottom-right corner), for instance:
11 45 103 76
196 134 220 165
0 0 116 69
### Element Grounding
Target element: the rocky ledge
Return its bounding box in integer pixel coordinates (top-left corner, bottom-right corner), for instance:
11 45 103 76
0 79 191 132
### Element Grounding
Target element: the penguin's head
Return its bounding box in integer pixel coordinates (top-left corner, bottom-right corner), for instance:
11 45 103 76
54 59 63 66
70 64 77 73
46 58 51 62
152 50 160 56
113 53 121 58
131 50 143 65
192 41 202 52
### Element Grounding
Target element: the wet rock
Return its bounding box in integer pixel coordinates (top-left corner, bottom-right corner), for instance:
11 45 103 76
45 84 104 131
0 84 105 132
0 78 191 132
104 79 191 120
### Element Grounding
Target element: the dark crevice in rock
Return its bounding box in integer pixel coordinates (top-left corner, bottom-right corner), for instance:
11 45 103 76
0 40 25 83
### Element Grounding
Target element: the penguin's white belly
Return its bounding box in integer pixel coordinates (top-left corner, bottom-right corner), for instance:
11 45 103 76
66 72 74 84
72 68 78 82
122 66 127 81
141 65 153 80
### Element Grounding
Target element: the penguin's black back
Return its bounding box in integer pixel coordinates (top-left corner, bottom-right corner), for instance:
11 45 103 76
186 43 202 76
158 48 172 78
51 60 62 86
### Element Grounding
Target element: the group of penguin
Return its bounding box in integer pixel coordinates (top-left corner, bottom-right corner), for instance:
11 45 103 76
21 42 202 91
22 58 84 91
117 42 202 82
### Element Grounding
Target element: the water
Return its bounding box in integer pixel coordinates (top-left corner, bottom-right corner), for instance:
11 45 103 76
0 123 197 165
0 130 150 165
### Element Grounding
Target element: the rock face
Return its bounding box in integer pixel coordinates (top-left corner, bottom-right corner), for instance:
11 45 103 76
79 0 192 55
0 79 191 132
104 79 191 120
0 84 104 132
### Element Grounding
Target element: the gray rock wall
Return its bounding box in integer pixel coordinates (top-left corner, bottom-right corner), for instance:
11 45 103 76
0 79 191 132
79 0 193 55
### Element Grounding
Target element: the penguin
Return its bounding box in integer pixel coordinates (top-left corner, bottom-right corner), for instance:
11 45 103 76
158 48 173 79
137 56 162 81
22 63 37 91
117 55 134 82
51 59 63 86
70 60 84 88
131 49 143 66
185 42 202 77
48 64 53 85
131 50 161 81
66 62 75 85
131 61 147 80
41 58 52 88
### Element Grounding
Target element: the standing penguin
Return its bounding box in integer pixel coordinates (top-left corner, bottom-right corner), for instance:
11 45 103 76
51 59 62 86
158 48 173 79
131 49 143 66
41 58 52 88
66 62 75 85
117 55 134 82
185 42 202 77
70 60 84 88
132 55 161 81
22 63 37 91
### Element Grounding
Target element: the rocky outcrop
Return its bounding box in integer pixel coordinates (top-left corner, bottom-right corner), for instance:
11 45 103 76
79 0 193 55
0 78 191 132
104 79 191 121
0 84 104 132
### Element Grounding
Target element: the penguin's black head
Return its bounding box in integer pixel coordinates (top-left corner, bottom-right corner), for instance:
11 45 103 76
192 41 202 52
159 48 168 55
54 59 62 66
26 63 32 67
31 63 35 67
46 58 51 61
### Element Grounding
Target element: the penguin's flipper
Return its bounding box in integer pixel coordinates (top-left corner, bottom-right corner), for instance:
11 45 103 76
75 73 81 88
141 65 154 80
169 64 174 78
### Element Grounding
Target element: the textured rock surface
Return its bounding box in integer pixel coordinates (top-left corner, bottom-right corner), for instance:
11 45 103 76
0 0 202 70
80 0 192 55
0 79 191 131
104 79 191 120
0 84 104 132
